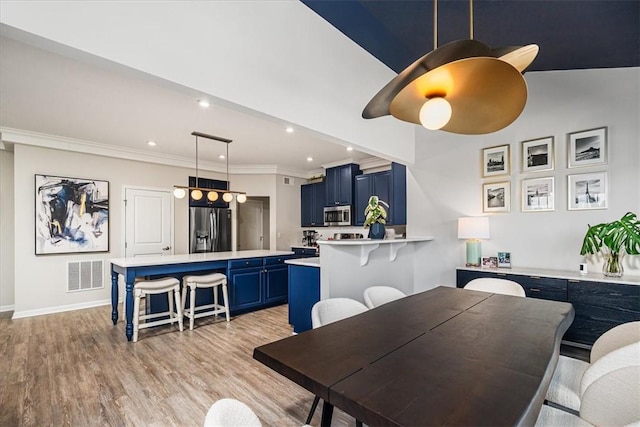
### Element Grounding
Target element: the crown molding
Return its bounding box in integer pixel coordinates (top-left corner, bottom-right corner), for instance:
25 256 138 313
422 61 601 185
0 127 311 177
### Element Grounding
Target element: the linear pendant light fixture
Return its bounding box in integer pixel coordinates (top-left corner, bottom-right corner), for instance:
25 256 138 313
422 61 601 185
173 131 247 203
362 0 539 135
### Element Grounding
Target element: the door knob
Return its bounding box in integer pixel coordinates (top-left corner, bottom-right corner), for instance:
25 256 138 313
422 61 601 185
162 246 170 251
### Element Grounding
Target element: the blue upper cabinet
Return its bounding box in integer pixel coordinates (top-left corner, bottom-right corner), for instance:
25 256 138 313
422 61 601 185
325 163 361 206
354 163 406 226
188 176 230 208
301 181 326 227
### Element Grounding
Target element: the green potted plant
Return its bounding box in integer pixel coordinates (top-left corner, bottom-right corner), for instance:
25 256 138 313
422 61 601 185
364 195 389 239
580 212 640 277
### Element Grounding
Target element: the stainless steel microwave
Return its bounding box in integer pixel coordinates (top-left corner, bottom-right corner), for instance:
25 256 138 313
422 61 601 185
324 205 351 226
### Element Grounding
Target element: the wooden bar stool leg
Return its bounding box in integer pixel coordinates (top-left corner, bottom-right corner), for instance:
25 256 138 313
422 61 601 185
189 285 196 331
174 287 184 332
168 290 175 324
222 282 230 322
133 291 141 343
214 285 219 318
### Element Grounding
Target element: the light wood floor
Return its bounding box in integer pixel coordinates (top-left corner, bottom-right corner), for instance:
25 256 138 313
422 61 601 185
0 304 355 426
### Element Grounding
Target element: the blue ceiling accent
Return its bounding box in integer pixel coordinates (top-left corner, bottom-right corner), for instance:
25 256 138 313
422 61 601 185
302 0 640 73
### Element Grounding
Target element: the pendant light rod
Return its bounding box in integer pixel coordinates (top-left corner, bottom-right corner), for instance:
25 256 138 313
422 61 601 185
226 142 230 192
433 0 438 50
469 0 474 40
195 135 199 186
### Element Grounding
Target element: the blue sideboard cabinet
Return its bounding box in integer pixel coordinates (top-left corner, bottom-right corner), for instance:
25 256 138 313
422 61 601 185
325 163 361 206
354 163 407 226
301 181 326 227
288 264 320 333
457 267 640 347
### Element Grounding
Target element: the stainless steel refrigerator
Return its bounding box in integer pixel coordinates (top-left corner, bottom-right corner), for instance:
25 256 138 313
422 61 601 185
189 207 232 253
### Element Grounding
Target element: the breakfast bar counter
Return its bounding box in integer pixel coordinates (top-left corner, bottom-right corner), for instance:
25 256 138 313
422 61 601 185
111 250 293 341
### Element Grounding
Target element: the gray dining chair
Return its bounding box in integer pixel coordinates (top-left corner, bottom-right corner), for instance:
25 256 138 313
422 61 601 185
463 277 526 297
535 365 640 427
363 286 406 309
546 321 640 412
306 298 368 425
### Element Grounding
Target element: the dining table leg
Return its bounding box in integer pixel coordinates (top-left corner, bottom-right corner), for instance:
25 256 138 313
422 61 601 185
320 401 334 427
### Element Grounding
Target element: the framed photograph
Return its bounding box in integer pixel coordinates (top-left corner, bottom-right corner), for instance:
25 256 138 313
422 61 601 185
483 181 511 213
521 136 554 172
35 174 110 255
482 144 510 177
482 256 498 269
568 127 607 168
497 252 511 268
521 177 555 212
568 172 607 210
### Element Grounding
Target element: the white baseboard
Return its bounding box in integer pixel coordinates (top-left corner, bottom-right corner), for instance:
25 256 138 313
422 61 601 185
0 304 15 313
12 299 112 319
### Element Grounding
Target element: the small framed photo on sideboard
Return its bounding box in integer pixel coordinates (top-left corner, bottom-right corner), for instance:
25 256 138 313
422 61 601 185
498 252 511 268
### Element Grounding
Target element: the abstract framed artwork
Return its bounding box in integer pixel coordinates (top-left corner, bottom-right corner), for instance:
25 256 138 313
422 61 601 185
567 172 608 211
483 181 511 213
567 127 607 168
522 177 555 212
521 136 554 173
482 144 510 177
35 174 110 255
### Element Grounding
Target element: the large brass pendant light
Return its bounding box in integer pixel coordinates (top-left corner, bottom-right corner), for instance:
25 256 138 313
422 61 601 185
362 0 538 135
173 131 247 203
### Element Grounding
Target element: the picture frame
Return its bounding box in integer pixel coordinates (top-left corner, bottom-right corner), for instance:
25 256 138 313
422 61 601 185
482 144 510 177
497 252 511 268
483 181 511 213
568 172 608 210
521 136 554 172
35 174 110 255
568 127 607 168
521 177 555 212
482 256 498 269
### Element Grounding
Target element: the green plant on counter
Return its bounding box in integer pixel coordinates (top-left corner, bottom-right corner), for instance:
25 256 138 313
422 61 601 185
364 195 389 227
580 212 640 277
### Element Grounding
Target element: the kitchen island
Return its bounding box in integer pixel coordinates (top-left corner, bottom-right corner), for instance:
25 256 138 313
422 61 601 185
111 250 293 341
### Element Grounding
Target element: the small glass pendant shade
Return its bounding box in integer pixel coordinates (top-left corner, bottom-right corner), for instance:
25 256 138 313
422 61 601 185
207 191 219 202
173 188 186 199
222 192 233 202
191 189 203 200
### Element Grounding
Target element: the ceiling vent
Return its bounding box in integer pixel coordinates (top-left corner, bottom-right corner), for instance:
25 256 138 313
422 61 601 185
67 260 104 292
283 176 295 186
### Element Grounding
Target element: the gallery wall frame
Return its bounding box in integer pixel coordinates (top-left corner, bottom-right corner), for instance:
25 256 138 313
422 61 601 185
522 177 555 212
567 127 607 168
521 136 554 173
483 181 511 213
35 174 110 255
482 144 510 177
567 171 608 211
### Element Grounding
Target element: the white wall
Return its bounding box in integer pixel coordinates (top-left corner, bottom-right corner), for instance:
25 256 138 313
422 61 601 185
408 68 640 290
0 149 15 312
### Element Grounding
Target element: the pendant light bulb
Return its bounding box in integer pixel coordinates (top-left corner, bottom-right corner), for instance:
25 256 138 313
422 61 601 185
207 191 219 202
191 189 203 200
237 194 247 203
222 192 233 203
173 188 186 199
419 97 452 130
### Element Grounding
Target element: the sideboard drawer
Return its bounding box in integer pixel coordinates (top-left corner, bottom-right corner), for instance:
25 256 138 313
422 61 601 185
512 275 567 302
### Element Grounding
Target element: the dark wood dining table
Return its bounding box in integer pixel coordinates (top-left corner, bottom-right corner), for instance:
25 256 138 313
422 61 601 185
253 286 574 427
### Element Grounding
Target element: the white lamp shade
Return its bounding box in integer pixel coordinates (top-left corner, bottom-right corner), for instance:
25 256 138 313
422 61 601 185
173 188 186 199
207 191 219 202
458 217 490 239
237 194 247 203
419 97 452 130
222 192 233 202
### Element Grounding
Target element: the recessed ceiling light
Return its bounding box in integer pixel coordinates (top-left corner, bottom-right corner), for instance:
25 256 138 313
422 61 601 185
198 99 210 108
219 154 226 159
307 157 313 162
147 140 156 146
286 126 294 133
346 146 354 151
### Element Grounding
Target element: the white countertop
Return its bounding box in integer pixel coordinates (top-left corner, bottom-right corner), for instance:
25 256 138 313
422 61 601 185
316 237 434 246
111 250 293 268
458 266 640 286
285 257 320 267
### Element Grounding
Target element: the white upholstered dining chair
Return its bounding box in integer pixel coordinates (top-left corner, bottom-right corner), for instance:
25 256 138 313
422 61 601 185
204 398 261 427
463 277 526 297
536 365 640 427
545 321 640 412
306 298 368 425
363 286 406 309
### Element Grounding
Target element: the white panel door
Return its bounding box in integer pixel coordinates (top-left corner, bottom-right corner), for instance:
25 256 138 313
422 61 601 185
237 199 263 250
124 188 173 257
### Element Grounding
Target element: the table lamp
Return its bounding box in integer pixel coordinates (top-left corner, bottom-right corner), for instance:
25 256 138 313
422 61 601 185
458 217 490 267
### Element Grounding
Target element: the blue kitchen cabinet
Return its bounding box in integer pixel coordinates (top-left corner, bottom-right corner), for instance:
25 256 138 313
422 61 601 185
325 163 361 206
301 181 326 227
288 264 320 333
188 176 230 208
227 256 293 314
354 163 406 226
